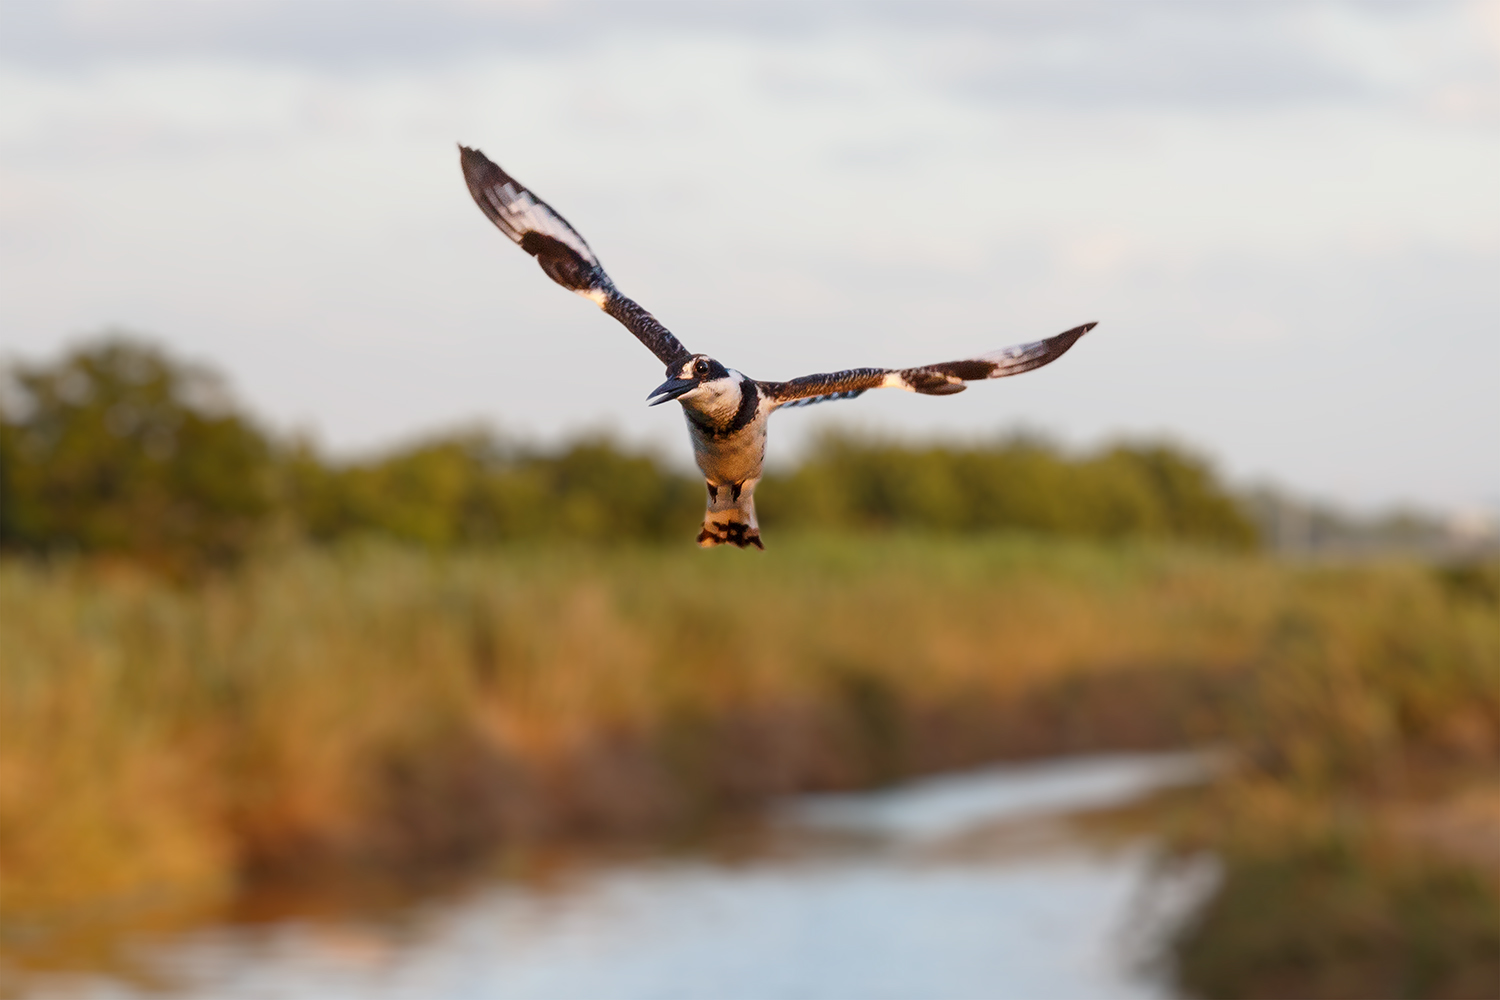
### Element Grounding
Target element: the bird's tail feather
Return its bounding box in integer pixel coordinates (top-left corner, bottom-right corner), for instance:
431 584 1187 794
698 483 763 550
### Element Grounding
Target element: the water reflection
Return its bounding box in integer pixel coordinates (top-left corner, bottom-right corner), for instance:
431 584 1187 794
26 752 1217 1000
783 750 1216 843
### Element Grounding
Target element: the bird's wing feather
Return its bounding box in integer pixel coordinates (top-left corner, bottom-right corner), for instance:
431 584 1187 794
459 145 692 367
760 369 892 408
760 323 1095 408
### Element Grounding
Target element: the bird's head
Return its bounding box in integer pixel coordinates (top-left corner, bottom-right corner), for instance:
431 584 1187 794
647 354 738 411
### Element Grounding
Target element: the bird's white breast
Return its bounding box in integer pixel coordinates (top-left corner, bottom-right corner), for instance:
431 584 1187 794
681 373 770 486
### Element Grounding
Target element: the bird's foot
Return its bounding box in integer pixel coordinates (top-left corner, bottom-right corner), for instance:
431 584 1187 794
696 519 763 550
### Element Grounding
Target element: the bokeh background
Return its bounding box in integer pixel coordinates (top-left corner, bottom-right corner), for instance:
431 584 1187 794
2 4 1498 999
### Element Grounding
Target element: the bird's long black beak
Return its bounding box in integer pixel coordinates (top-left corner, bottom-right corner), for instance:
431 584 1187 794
647 377 697 406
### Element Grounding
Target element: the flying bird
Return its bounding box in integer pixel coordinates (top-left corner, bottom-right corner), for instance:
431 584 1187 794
459 145 1095 550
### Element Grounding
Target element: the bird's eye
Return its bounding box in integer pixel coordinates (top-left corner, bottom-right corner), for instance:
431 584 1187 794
695 360 709 376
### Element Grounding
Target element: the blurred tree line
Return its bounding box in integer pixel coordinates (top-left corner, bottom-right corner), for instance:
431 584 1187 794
1 336 1255 571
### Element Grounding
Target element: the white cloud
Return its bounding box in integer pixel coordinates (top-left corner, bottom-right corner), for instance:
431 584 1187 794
0 2 1496 511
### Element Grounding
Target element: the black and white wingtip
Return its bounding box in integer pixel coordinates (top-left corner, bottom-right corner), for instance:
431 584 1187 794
902 320 1097 394
460 145 698 368
760 322 1097 408
459 145 612 301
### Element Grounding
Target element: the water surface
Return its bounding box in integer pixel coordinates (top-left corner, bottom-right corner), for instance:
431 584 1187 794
26 751 1217 1000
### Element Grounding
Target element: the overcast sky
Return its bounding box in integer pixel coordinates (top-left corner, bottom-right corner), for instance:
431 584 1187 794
2 0 1496 513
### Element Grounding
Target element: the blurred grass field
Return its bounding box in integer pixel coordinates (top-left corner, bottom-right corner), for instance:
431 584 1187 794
0 536 1247 909
3 537 1496 997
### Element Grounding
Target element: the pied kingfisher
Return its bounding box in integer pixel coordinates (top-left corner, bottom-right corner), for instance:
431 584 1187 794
460 146 1095 550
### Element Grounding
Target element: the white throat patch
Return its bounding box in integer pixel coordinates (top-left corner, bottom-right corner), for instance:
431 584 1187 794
682 370 745 421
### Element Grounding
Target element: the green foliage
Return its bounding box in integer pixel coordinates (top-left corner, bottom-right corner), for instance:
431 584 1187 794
763 431 1257 547
1166 561 1500 999
1235 564 1500 790
301 429 1256 551
0 337 272 572
1173 834 1500 1000
1433 560 1500 607
2 335 1257 566
285 432 703 547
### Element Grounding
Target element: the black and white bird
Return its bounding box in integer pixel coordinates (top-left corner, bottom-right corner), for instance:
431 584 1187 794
460 146 1095 550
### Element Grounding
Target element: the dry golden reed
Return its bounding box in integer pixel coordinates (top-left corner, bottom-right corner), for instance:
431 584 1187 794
2 537 1493 924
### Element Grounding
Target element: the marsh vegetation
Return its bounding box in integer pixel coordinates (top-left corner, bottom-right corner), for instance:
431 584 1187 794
2 338 1496 998
4 542 1495 996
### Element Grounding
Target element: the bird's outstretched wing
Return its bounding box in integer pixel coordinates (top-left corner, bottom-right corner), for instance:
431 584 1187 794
759 323 1096 409
459 145 693 368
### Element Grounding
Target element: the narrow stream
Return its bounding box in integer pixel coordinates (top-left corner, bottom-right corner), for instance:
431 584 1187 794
26 751 1219 1000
